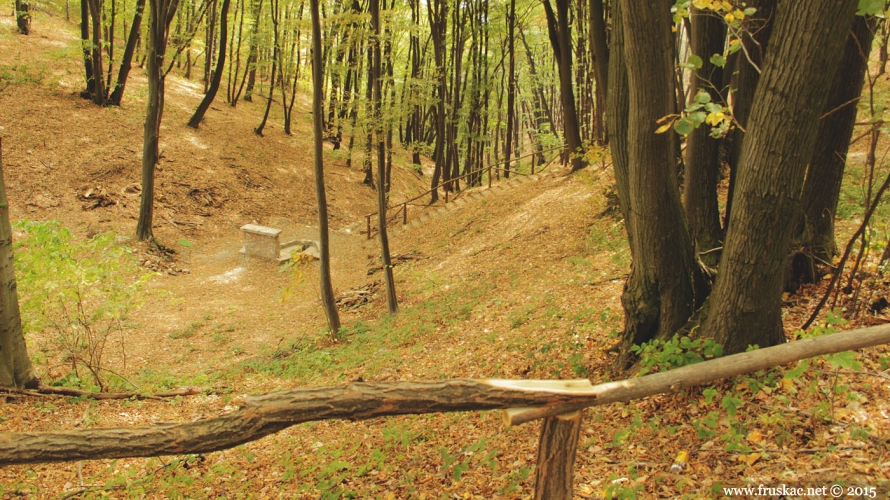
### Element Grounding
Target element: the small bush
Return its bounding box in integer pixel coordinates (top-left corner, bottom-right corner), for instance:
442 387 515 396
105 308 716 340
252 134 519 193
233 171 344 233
13 220 153 390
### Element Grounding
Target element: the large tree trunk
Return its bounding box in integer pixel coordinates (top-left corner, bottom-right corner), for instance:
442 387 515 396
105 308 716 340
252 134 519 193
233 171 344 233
0 140 39 389
614 0 706 366
108 0 147 105
504 0 516 178
309 0 341 335
683 7 726 267
701 0 858 355
188 0 231 127
793 17 875 269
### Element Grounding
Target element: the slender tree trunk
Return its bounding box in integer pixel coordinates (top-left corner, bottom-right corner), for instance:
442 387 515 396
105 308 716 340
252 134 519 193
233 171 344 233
109 0 147 105
683 7 726 267
254 0 278 137
589 0 608 144
371 0 397 315
542 0 586 171
15 0 31 35
702 0 858 354
81 0 95 95
309 0 341 336
504 0 515 178
203 0 217 92
0 140 39 389
137 0 179 240
188 0 231 127
87 0 107 105
427 0 446 203
243 0 261 101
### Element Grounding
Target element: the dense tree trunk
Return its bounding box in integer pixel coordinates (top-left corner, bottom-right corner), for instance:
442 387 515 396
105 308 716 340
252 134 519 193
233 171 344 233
724 0 775 227
80 0 95 95
87 0 106 105
137 0 179 241
242 0 261 101
683 8 726 267
542 0 586 171
309 0 341 336
427 0 446 203
504 0 516 178
0 140 39 389
14 0 31 35
793 17 874 271
701 0 858 355
588 0 608 144
613 0 706 366
108 0 147 105
188 0 231 127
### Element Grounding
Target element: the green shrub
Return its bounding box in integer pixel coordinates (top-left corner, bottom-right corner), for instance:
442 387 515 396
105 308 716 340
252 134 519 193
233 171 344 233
13 220 153 390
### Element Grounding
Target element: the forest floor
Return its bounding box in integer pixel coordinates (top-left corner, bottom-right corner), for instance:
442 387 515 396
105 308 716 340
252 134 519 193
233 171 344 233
2 8 890 500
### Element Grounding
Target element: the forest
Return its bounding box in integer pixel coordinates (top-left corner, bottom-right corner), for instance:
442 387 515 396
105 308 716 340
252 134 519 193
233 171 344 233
1 0 890 497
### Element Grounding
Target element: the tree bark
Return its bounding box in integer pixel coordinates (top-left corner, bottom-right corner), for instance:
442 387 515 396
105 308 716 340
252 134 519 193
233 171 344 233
0 140 38 390
14 0 31 35
794 17 874 267
2 324 889 465
504 0 516 178
542 0 586 171
188 0 231 127
80 0 94 95
683 7 726 266
87 0 106 105
701 0 858 355
309 0 340 336
108 0 147 105
136 0 178 241
371 0 397 315
615 0 705 366
534 412 581 500
589 0 608 144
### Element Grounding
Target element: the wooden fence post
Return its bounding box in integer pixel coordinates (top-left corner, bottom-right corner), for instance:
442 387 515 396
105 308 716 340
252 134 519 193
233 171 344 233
488 165 492 188
366 214 372 240
534 411 582 500
403 203 407 225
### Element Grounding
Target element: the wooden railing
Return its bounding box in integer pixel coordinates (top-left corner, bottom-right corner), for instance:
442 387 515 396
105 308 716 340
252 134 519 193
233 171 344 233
365 146 565 239
2 325 889 499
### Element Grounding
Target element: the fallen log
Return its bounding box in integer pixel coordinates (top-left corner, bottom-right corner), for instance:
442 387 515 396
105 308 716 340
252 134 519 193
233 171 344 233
0 324 888 465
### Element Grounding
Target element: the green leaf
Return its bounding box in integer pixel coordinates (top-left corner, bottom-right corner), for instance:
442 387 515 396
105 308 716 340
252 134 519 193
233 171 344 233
784 359 809 380
178 238 193 247
710 54 726 67
825 351 861 370
688 111 708 126
743 7 756 16
695 91 712 104
683 54 703 69
721 394 743 416
857 0 884 16
674 117 696 136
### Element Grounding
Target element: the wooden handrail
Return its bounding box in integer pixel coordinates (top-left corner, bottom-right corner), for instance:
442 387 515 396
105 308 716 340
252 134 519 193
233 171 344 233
365 145 564 238
2 324 888 498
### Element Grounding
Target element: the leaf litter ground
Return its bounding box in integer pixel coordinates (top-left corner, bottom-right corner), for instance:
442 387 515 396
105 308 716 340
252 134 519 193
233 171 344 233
1 9 890 500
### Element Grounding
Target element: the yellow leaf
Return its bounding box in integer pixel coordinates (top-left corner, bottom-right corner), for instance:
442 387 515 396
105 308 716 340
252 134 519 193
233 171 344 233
733 9 745 19
384 493 396 500
737 452 761 466
724 12 736 22
655 121 675 134
780 378 794 391
747 430 764 444
706 112 725 126
692 0 709 9
721 0 732 10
